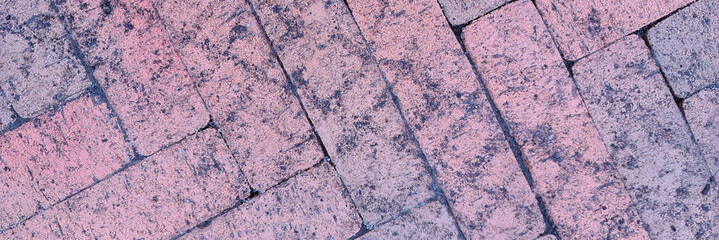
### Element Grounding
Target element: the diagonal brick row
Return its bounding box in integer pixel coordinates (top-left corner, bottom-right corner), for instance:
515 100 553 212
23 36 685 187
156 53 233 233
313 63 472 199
4 129 250 239
438 0 510 26
357 200 462 239
0 95 133 231
684 88 719 180
153 0 324 191
55 0 210 156
249 0 435 225
573 35 717 239
462 1 648 238
346 0 544 238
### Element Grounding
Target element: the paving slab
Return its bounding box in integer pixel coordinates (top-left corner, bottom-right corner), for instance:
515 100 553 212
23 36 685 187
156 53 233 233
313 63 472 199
0 90 14 130
647 0 719 98
438 0 510 26
182 162 361 239
359 200 462 240
573 35 718 239
685 88 719 179
347 0 544 238
250 0 434 225
534 0 692 60
3 129 250 239
0 0 91 118
462 1 649 239
0 95 133 231
154 0 323 191
55 0 210 155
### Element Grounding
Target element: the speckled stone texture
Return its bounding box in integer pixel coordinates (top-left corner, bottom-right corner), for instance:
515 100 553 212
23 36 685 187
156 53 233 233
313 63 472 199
347 0 543 238
462 1 648 239
438 0 510 26
182 163 361 239
0 90 14 130
647 0 719 98
250 0 434 225
358 201 462 239
154 0 323 191
684 88 719 180
534 0 692 60
3 129 250 239
573 35 717 239
0 0 91 118
0 95 133 231
55 0 210 155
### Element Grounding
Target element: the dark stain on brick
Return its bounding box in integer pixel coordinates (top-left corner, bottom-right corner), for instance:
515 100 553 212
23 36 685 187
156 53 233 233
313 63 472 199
100 0 112 15
229 25 248 44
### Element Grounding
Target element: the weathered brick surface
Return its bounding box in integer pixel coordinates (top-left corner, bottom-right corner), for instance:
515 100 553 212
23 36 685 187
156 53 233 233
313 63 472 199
0 90 13 130
183 163 360 239
251 0 433 224
55 0 209 155
462 1 648 239
438 0 510 26
4 129 250 239
573 35 718 239
647 0 719 98
684 88 719 179
535 234 558 240
534 0 692 60
359 201 461 240
347 0 543 238
0 95 133 230
0 0 91 118
154 0 323 191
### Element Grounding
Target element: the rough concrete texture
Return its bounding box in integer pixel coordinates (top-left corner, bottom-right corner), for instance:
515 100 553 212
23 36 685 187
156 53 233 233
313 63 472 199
3 129 250 239
438 0 510 26
183 163 361 239
55 0 210 155
647 0 719 98
358 200 462 239
0 95 133 230
0 90 14 130
534 0 692 60
250 0 434 225
573 35 718 239
154 0 323 191
462 1 649 239
0 0 91 118
684 88 719 179
347 0 544 238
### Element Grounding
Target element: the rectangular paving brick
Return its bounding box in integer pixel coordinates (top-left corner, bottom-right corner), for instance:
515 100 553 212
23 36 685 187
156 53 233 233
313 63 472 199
438 0 510 26
347 0 544 238
685 88 719 180
358 200 462 239
154 0 323 191
250 0 434 224
462 1 649 239
647 0 719 98
573 35 717 239
55 0 210 155
3 129 250 239
0 90 14 130
182 162 360 239
0 95 133 231
0 0 91 118
534 0 692 60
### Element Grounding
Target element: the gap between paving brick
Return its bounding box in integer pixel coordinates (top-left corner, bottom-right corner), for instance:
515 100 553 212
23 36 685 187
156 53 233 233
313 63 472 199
447 13 560 239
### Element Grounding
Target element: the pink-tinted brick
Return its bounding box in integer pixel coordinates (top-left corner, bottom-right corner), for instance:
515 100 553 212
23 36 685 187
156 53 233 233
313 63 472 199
347 0 543 238
3 129 250 239
462 1 649 239
183 163 360 239
0 0 91 118
438 0 510 26
573 35 717 239
359 201 462 239
251 0 434 224
154 0 323 191
0 90 13 130
647 0 719 98
684 88 719 181
0 95 132 230
534 0 692 60
55 0 209 155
